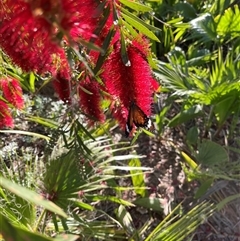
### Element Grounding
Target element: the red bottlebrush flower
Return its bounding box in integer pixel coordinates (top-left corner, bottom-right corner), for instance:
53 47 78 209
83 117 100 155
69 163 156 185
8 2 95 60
102 36 156 126
151 78 161 93
0 101 14 128
0 77 24 109
52 68 71 103
60 0 100 42
110 101 128 130
0 0 69 76
78 77 105 125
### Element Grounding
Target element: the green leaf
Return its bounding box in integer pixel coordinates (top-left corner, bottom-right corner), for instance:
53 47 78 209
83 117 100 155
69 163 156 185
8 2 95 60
115 205 135 235
147 202 215 241
29 72 36 92
168 105 203 127
216 5 240 41
71 200 94 211
120 29 130 66
181 151 198 170
133 198 165 212
194 178 214 199
186 126 199 145
121 7 161 32
0 130 50 141
25 116 59 129
122 19 138 38
196 140 229 166
190 13 217 43
128 157 147 197
0 176 67 218
121 12 160 42
217 193 240 211
0 214 54 241
94 27 116 74
214 93 239 126
119 0 153 12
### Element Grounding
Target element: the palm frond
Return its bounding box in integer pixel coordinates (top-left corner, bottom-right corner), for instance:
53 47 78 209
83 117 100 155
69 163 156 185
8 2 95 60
216 4 240 41
189 13 218 44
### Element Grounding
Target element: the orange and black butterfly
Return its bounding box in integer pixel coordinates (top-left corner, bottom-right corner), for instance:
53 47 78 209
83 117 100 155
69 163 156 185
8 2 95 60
125 101 154 137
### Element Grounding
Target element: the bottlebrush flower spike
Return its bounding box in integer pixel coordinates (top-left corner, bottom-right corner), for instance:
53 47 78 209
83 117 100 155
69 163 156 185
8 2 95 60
0 0 70 76
78 77 105 125
52 69 71 103
0 101 14 128
0 77 24 109
102 36 157 126
60 0 100 42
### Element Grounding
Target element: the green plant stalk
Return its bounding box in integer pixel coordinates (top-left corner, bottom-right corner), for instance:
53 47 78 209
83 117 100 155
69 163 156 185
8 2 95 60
203 105 214 137
34 208 47 233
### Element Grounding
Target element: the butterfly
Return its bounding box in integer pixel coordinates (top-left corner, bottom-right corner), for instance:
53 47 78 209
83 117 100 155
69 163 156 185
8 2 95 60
125 101 154 137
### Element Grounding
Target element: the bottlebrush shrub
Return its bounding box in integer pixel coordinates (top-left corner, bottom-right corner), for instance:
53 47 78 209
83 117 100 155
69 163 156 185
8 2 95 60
0 0 159 130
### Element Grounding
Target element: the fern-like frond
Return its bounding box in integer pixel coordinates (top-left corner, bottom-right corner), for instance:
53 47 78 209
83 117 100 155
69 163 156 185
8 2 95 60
216 4 240 41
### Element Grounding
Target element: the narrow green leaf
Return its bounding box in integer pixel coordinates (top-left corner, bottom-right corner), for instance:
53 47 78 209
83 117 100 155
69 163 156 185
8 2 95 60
217 193 240 211
0 130 50 141
0 177 67 218
25 116 58 129
113 0 119 24
71 200 94 211
120 29 130 66
121 7 161 32
29 72 35 92
79 39 103 53
94 27 116 74
122 19 138 38
130 129 144 145
181 151 198 170
121 12 160 42
119 0 152 12
133 197 165 212
128 157 146 197
142 128 155 137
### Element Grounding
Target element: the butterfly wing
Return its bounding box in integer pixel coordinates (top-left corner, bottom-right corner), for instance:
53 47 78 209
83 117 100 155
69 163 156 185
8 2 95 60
132 103 149 128
125 102 154 137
